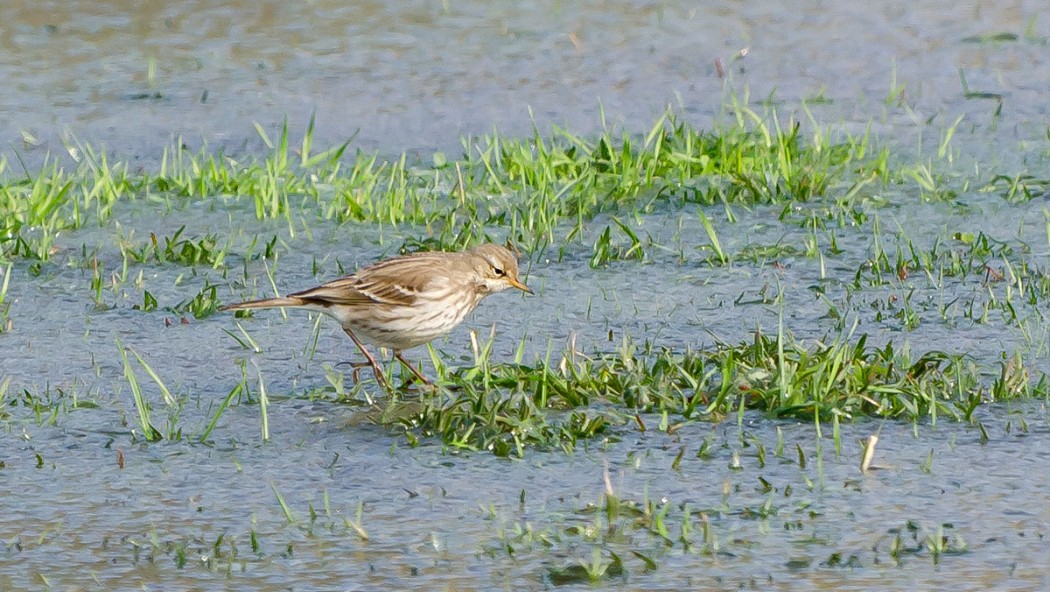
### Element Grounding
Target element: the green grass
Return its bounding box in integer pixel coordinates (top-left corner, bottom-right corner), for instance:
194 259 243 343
0 104 904 263
0 262 11 333
318 326 1046 457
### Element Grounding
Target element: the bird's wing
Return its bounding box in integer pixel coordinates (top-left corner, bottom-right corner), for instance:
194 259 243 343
288 276 397 306
290 253 452 307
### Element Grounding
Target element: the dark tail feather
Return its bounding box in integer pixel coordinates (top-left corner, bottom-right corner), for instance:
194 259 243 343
219 296 304 312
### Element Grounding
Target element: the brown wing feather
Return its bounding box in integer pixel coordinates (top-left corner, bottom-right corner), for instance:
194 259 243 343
289 277 384 306
289 251 458 307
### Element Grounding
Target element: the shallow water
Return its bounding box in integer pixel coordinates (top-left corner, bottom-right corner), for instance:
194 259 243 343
2 0 1047 163
3 1 1050 590
6 402 1050 590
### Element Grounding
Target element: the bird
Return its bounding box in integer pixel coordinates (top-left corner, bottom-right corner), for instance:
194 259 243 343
219 243 532 388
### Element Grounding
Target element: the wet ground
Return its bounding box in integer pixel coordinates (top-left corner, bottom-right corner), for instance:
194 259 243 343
3 1 1050 590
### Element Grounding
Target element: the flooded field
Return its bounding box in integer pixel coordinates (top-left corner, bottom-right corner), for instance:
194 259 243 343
2 0 1046 162
2 1 1050 590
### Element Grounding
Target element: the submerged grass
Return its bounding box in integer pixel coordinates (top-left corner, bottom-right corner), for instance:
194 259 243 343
485 474 968 581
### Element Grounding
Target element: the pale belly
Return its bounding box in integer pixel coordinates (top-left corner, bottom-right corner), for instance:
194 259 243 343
324 296 479 351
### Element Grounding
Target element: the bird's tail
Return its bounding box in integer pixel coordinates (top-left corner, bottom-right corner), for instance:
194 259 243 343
219 296 305 312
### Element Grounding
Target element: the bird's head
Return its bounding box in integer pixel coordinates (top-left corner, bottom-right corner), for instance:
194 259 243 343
468 244 533 296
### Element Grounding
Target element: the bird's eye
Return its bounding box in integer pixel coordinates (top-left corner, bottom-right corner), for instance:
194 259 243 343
493 267 505 277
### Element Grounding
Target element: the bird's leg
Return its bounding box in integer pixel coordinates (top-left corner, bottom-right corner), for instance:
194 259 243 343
341 327 389 389
333 360 371 384
394 351 432 386
348 362 368 384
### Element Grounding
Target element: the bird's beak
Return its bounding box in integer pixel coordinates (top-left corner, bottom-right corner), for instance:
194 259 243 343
508 277 534 295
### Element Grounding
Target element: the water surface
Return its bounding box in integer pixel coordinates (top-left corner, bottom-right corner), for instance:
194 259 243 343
2 1 1050 590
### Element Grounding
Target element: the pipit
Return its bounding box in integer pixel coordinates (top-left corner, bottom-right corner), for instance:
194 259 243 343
220 243 532 387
